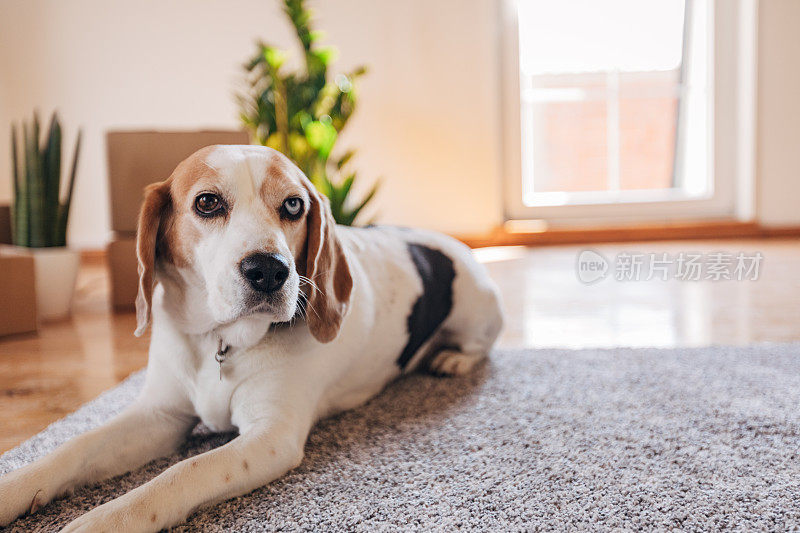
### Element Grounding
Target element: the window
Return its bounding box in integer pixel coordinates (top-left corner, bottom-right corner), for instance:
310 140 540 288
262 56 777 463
501 0 756 224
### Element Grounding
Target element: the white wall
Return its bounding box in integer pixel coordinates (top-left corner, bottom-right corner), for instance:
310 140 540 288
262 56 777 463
3 0 799 248
0 0 503 248
756 0 800 227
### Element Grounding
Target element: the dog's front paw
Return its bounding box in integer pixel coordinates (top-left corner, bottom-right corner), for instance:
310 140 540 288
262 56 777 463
0 467 53 526
60 494 165 533
60 505 121 533
60 502 128 533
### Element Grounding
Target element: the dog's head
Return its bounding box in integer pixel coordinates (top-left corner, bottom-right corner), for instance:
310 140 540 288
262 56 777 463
134 145 352 345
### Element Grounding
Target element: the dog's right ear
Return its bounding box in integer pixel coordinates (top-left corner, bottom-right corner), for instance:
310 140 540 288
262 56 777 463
134 180 172 337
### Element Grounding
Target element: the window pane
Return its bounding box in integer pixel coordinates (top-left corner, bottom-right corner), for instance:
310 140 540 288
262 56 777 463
618 96 678 190
519 0 685 75
517 0 712 206
524 100 608 195
618 71 680 191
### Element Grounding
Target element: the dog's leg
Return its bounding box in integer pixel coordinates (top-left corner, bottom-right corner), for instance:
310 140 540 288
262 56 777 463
0 403 194 526
59 416 308 532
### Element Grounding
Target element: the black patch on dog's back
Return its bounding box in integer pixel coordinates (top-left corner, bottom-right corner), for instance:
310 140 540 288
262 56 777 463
396 244 455 369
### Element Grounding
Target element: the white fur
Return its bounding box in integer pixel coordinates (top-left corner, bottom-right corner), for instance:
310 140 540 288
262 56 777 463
0 146 503 532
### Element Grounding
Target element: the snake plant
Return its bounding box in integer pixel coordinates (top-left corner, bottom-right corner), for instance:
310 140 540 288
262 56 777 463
10 111 82 247
238 0 378 226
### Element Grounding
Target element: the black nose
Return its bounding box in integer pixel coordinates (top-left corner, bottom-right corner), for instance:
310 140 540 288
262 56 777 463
239 253 290 293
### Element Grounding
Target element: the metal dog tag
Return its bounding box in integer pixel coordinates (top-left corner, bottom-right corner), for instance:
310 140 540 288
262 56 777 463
215 338 230 381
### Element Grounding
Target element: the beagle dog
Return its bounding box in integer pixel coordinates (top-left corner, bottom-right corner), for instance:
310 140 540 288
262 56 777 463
0 145 503 531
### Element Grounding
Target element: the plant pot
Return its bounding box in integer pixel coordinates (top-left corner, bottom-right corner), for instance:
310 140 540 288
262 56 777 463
26 247 80 321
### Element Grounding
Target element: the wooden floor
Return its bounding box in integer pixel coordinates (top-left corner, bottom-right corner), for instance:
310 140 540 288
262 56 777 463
1 238 799 453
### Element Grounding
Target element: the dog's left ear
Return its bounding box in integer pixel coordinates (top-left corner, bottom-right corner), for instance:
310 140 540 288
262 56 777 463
134 179 172 337
300 180 353 343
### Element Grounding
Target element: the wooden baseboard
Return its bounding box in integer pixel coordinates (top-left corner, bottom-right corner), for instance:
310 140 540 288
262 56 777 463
79 249 108 266
456 220 800 248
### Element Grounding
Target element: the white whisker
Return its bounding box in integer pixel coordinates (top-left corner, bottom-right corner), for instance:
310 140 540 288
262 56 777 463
304 298 321 321
298 275 322 296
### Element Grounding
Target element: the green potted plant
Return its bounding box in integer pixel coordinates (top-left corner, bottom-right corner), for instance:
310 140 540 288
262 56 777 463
238 0 378 225
9 111 82 320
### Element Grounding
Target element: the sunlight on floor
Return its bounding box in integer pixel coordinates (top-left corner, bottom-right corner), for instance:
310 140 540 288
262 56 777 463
472 245 529 264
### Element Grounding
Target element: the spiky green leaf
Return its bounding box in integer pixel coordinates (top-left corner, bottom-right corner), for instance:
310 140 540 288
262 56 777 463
303 120 337 160
25 120 46 247
42 113 62 245
336 150 355 170
343 179 379 226
56 129 82 247
263 47 287 71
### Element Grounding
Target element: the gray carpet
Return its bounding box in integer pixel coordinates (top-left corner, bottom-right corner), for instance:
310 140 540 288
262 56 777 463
3 345 800 531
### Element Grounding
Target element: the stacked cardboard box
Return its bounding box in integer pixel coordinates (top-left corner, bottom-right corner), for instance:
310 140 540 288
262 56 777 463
0 205 37 336
106 130 249 310
0 204 11 244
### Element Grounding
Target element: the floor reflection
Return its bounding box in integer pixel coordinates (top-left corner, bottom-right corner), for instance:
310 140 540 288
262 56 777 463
479 239 800 349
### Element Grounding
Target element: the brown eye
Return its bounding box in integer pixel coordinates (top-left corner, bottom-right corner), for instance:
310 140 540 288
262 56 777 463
194 193 224 217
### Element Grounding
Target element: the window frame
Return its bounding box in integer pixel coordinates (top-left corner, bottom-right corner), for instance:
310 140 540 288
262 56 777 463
500 0 758 225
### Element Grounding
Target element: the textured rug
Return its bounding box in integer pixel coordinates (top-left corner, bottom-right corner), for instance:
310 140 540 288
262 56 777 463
3 345 800 531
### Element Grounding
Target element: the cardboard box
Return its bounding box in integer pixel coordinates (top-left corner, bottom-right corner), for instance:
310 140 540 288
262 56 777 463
108 236 137 311
0 248 37 337
106 130 249 309
107 130 250 233
0 205 11 244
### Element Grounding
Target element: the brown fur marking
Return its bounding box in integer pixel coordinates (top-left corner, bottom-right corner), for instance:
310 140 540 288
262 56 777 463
300 180 353 343
134 180 172 336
